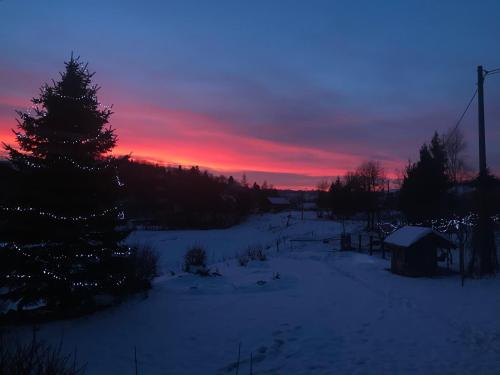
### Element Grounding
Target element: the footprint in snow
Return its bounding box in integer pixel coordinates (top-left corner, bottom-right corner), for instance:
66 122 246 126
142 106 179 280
273 338 285 350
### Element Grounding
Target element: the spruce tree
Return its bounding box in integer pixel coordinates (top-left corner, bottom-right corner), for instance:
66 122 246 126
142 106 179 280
0 56 134 311
399 132 450 222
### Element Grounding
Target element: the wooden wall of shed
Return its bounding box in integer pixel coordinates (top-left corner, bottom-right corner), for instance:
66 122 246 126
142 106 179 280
389 237 438 276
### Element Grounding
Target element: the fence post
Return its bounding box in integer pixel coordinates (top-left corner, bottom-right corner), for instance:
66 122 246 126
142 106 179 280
235 342 241 375
358 234 361 251
369 236 373 256
381 240 385 259
134 346 138 375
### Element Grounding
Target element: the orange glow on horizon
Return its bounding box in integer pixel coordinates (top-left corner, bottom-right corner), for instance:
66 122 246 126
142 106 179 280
0 94 401 188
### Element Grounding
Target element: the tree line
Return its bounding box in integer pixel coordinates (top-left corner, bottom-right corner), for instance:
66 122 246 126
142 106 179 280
118 161 277 229
317 130 500 228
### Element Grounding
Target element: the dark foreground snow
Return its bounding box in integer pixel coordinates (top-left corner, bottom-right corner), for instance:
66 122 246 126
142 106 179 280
13 212 500 374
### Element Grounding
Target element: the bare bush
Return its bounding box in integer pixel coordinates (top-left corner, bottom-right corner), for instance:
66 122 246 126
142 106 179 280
126 244 159 290
238 245 266 266
237 254 249 267
183 246 207 273
133 245 159 279
0 330 86 374
247 245 266 261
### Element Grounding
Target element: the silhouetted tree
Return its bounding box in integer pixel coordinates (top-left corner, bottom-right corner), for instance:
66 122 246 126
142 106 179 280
0 57 138 311
356 161 385 230
400 132 450 222
316 179 331 215
241 173 248 188
444 127 468 184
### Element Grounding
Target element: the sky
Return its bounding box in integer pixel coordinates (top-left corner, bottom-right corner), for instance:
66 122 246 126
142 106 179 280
1 0 500 189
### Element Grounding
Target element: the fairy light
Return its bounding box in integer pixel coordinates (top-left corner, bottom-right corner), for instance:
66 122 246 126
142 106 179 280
15 131 106 145
42 269 66 281
113 276 127 287
24 106 47 118
5 243 131 259
39 89 112 109
58 155 113 171
5 272 32 280
42 87 95 101
2 66 133 292
15 153 114 171
112 248 132 257
116 174 125 187
72 281 98 288
4 243 133 288
0 205 120 221
377 213 485 236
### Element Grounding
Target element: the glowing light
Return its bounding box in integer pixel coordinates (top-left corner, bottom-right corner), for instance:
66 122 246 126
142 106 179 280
0 205 122 221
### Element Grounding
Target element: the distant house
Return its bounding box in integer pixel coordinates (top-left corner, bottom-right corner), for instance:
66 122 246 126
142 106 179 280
267 196 290 211
385 226 456 276
302 202 317 211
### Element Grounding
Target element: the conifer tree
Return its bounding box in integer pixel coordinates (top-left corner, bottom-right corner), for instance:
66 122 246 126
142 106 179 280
399 132 450 222
0 56 137 310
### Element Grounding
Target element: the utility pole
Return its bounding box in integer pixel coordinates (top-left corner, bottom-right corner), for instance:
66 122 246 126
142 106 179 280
477 65 487 176
470 65 498 275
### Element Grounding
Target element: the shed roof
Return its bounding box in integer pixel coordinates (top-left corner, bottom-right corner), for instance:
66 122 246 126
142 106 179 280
385 226 453 248
267 197 290 205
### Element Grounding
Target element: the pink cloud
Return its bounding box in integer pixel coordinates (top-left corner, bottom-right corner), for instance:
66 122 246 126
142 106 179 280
0 76 404 188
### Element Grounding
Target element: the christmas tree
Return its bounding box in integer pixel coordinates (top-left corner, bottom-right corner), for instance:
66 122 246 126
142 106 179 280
0 56 141 311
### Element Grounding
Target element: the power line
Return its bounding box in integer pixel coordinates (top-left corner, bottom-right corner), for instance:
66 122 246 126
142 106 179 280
485 67 500 76
453 88 477 131
485 68 500 75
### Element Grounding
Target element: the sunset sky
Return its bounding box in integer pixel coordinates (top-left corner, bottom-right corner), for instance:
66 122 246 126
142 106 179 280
1 0 500 189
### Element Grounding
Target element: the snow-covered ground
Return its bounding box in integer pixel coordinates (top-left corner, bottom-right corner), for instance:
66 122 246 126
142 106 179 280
13 212 500 374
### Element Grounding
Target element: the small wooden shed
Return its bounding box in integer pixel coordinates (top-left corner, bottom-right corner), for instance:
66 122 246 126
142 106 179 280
385 226 456 276
267 197 291 211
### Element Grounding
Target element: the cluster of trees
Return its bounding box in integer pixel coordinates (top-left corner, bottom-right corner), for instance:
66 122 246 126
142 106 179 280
118 162 276 229
318 128 500 230
317 161 388 231
400 129 500 223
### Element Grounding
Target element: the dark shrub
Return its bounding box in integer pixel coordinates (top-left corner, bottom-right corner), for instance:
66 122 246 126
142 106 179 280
108 245 159 295
238 245 266 266
130 245 159 286
183 246 207 273
0 330 86 374
246 245 267 261
237 254 249 267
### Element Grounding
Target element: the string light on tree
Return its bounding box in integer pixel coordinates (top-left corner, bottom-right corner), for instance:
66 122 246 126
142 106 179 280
0 56 139 310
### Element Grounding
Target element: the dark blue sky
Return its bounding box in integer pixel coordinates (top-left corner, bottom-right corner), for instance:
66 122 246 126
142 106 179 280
1 0 499 188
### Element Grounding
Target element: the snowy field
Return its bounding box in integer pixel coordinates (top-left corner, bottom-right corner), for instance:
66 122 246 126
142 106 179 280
13 212 500 374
